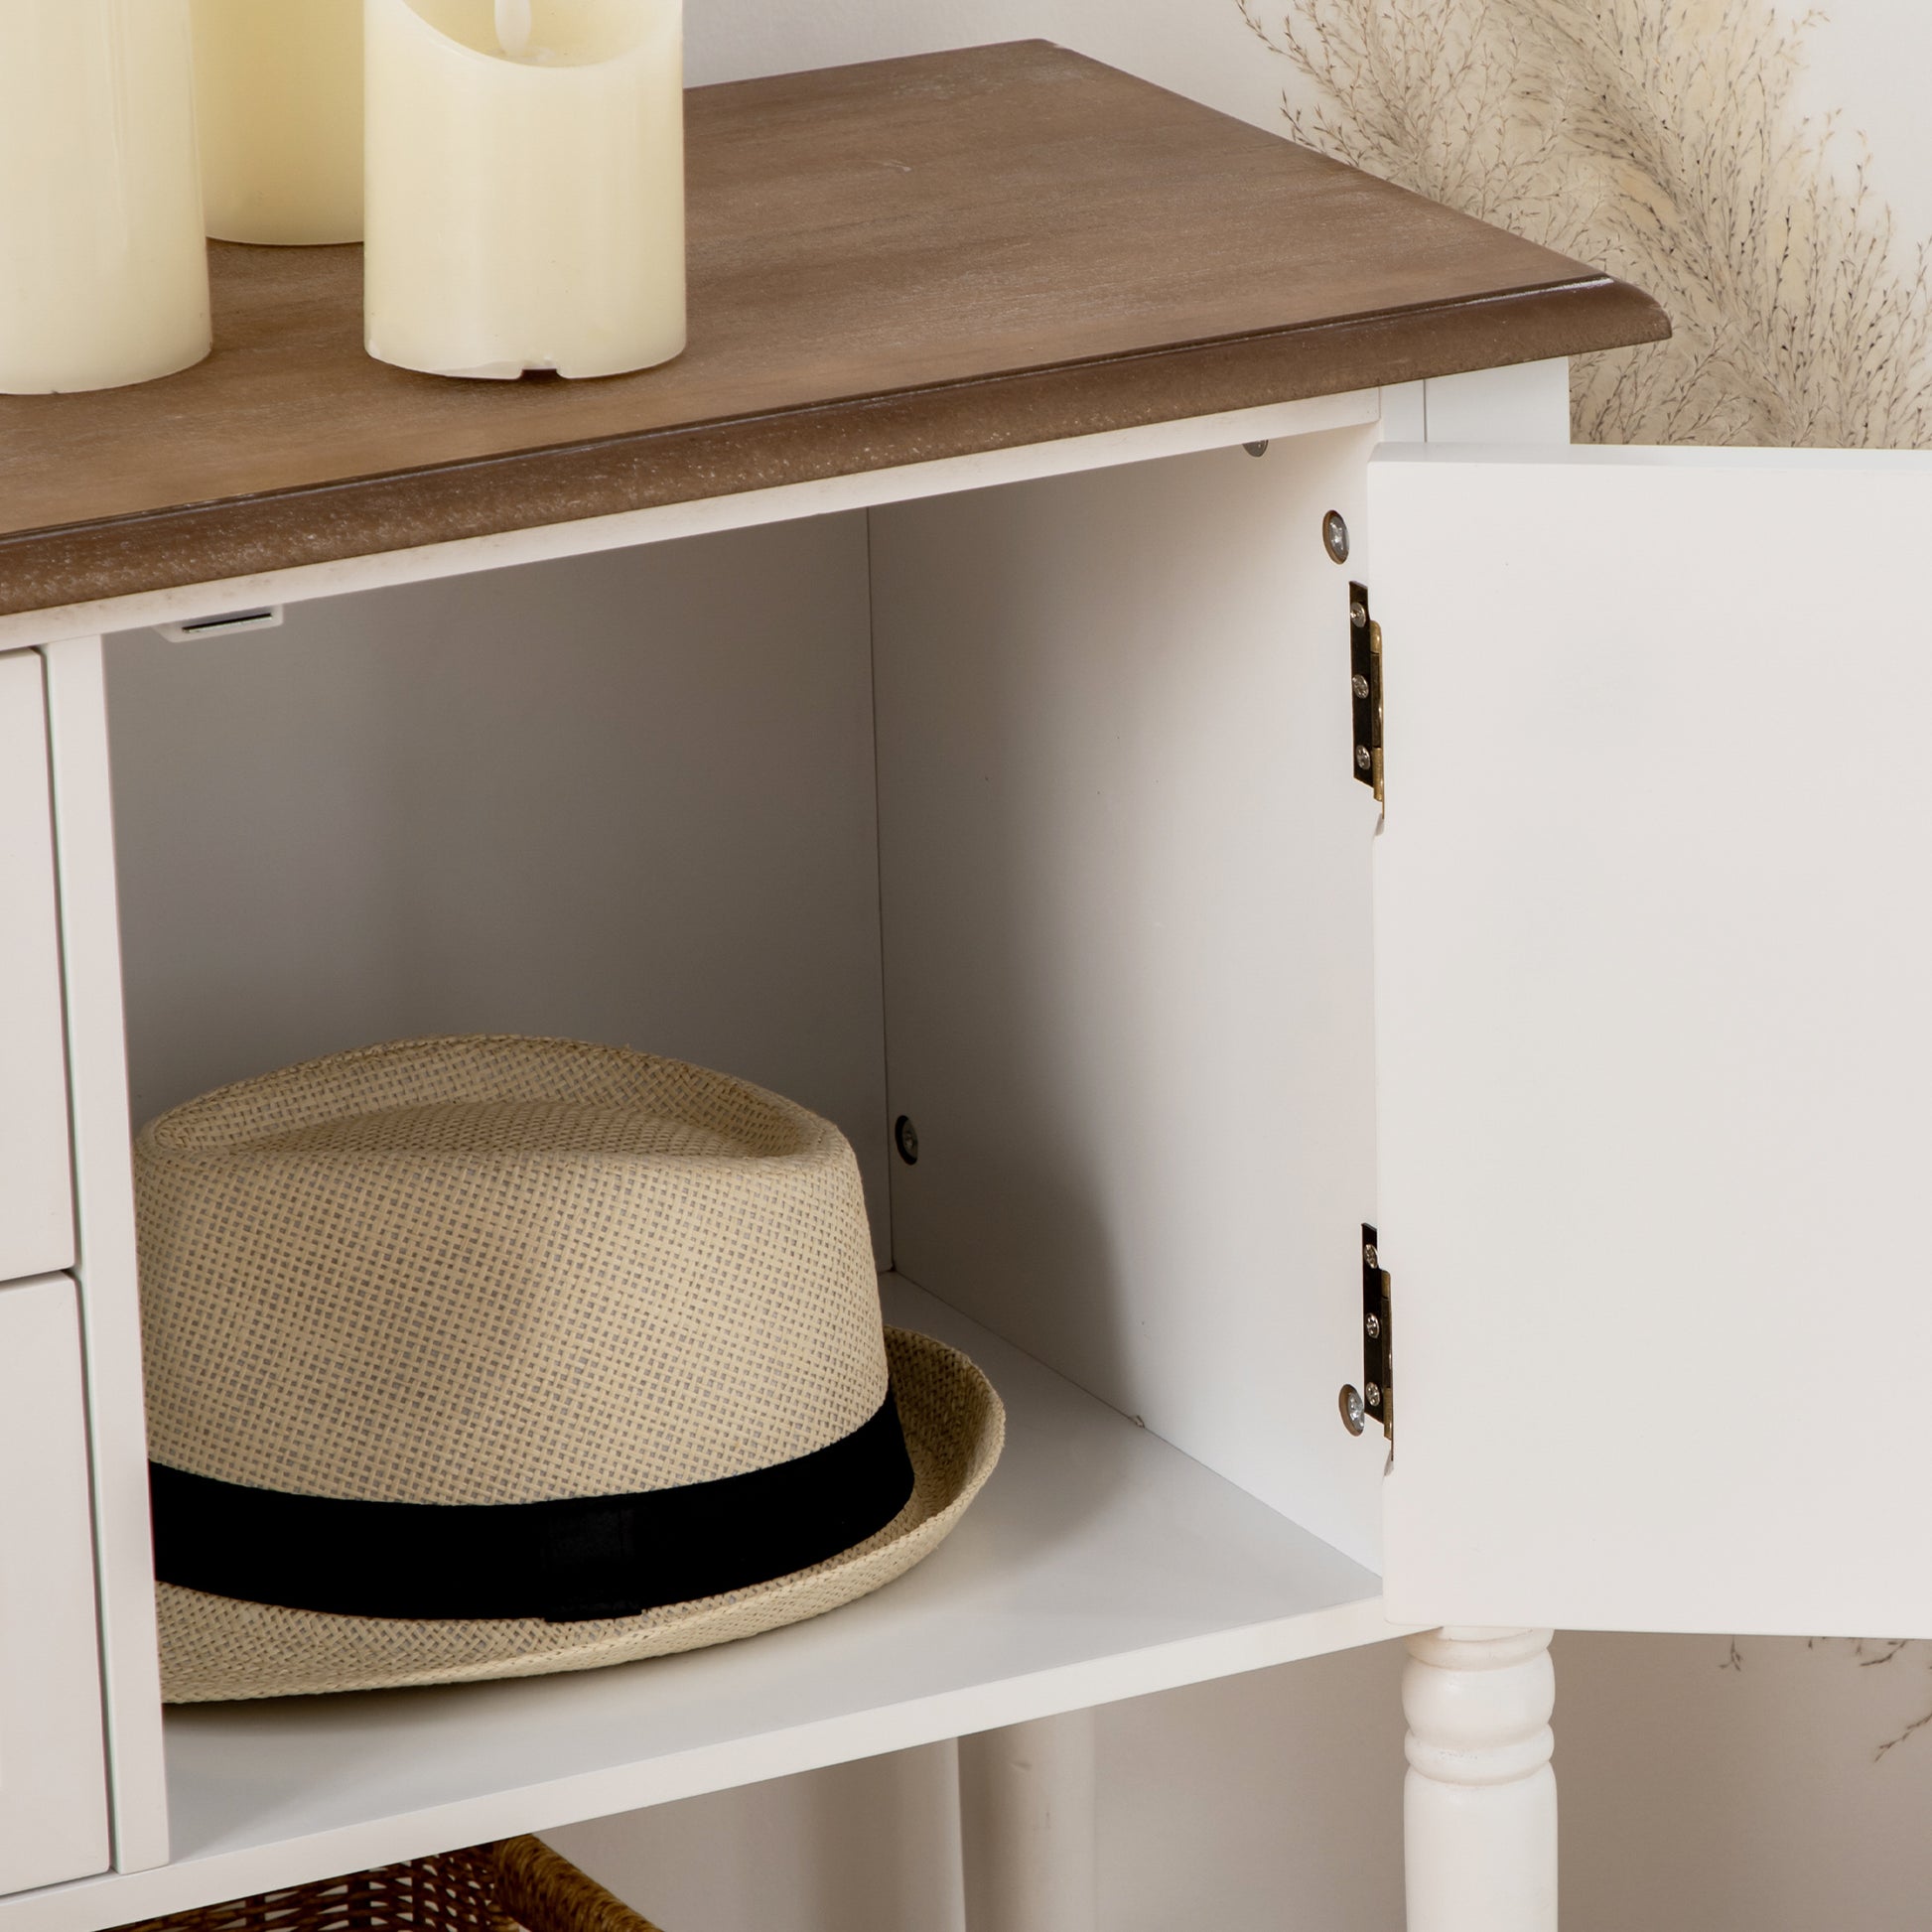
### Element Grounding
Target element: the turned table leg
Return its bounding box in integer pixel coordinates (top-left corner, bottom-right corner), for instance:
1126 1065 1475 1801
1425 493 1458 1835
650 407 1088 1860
1404 1627 1558 1932
957 1710 1098 1932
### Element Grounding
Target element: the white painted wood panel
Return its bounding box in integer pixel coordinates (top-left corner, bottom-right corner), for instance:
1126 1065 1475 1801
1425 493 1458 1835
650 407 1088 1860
0 1277 1388 1932
1372 445 1932 1635
1402 1628 1557 1932
1421 359 1572 447
42 639 170 1873
872 429 1387 1571
0 1276 110 1894
958 1713 1098 1932
0 649 72 1281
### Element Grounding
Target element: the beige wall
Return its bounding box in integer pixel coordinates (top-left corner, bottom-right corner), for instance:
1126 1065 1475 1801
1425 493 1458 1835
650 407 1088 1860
551 6 1932 1928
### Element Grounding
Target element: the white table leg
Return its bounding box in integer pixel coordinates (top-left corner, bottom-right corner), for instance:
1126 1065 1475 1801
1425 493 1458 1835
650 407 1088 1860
1404 1626 1558 1932
957 1710 1098 1932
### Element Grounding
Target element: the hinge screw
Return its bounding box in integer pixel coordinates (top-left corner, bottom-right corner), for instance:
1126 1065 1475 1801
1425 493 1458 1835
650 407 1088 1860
1366 1382 1383 1410
1363 1242 1378 1267
1349 600 1368 629
1351 673 1370 699
1338 1385 1366 1436
894 1115 920 1166
1355 746 1372 772
1322 510 1351 563
1365 1312 1381 1338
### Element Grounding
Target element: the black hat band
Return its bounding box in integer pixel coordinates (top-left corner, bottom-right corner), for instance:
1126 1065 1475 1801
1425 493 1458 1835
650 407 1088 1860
150 1386 915 1624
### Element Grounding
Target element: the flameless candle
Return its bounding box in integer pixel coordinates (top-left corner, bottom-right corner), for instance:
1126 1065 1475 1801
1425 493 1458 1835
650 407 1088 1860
193 0 364 244
364 0 686 380
0 0 210 394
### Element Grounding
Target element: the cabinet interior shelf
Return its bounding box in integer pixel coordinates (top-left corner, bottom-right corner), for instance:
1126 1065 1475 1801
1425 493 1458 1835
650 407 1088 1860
0 40 1664 624
6 1278 1385 1932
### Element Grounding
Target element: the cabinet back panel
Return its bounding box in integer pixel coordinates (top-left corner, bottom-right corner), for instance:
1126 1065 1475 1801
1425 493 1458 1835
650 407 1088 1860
105 515 892 1259
872 431 1385 1569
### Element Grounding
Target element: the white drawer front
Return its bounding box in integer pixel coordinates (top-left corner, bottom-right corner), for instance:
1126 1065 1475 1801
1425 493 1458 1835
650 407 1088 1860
0 650 73 1282
0 1275 109 1893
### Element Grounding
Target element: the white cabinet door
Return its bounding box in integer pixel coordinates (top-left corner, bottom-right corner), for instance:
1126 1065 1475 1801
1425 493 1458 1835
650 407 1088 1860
0 1274 109 1891
1371 445 1932 1638
0 649 72 1282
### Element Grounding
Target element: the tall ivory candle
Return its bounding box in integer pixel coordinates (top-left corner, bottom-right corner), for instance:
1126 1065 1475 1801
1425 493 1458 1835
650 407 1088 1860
365 0 685 380
0 0 210 394
193 0 364 244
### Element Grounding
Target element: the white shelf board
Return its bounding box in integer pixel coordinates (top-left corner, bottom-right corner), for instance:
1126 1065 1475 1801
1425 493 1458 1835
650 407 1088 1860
8 1277 1391 1932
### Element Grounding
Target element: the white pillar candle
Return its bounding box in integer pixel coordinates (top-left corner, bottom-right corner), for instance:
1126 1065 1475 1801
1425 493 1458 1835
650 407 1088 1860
365 0 685 380
0 1 210 394
192 0 364 245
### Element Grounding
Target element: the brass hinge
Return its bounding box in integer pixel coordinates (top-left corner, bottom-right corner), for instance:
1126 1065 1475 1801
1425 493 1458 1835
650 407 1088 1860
1340 1222 1393 1441
1348 582 1383 803
1361 1224 1392 1438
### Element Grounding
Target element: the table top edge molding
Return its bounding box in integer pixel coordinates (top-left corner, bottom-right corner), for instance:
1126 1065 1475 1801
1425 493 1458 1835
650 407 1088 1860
0 389 1382 648
0 283 1661 623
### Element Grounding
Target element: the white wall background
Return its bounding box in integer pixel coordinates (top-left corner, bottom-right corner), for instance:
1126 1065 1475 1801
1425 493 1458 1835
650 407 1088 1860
542 8 1932 1932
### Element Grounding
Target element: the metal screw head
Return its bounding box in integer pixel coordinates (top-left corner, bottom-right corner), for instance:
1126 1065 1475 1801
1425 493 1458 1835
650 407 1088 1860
1366 1382 1383 1410
1351 673 1370 699
1322 510 1351 564
1338 1384 1366 1436
1355 745 1372 772
1363 1242 1378 1268
1244 440 1271 458
1365 1312 1382 1339
894 1115 920 1166
1349 600 1368 629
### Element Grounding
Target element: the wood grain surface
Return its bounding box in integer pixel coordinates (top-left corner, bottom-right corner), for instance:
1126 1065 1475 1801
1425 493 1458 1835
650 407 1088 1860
0 42 1667 618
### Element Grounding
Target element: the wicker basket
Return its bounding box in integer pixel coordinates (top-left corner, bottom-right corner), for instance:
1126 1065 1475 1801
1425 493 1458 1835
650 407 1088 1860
113 1838 665 1932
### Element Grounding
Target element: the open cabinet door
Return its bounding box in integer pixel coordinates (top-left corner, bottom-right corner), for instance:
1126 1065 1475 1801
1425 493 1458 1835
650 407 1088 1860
1371 444 1932 1638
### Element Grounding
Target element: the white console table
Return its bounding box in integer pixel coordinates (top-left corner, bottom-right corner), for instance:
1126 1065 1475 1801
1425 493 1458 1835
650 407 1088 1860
2 39 1923 1932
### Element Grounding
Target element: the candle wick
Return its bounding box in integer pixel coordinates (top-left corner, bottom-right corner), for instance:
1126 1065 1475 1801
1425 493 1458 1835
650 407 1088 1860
494 0 532 58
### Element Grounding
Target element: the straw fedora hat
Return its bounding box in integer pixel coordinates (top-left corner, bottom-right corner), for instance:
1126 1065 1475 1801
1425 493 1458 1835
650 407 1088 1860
137 1034 1002 1703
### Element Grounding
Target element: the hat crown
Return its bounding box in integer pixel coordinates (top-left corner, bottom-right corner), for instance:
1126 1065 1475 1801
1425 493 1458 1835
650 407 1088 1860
137 1035 887 1508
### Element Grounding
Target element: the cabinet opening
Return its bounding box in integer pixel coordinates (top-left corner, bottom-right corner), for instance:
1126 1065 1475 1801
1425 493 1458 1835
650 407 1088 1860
105 421 1386 1578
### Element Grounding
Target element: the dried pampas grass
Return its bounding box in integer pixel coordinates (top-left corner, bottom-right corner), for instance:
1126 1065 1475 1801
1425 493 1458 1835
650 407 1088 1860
1238 0 1932 448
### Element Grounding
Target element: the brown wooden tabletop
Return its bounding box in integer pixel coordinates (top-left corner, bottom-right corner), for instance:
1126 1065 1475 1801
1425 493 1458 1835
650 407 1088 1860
0 41 1667 620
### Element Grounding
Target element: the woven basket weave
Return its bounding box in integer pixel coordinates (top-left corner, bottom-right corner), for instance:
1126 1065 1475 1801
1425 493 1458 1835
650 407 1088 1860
111 1838 661 1932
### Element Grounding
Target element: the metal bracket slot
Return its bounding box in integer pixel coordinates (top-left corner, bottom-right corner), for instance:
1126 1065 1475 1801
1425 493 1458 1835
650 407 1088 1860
1348 581 1383 802
155 607 284 642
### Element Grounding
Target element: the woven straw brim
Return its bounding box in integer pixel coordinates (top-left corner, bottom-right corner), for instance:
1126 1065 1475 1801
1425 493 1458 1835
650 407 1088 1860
158 1329 1002 1704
